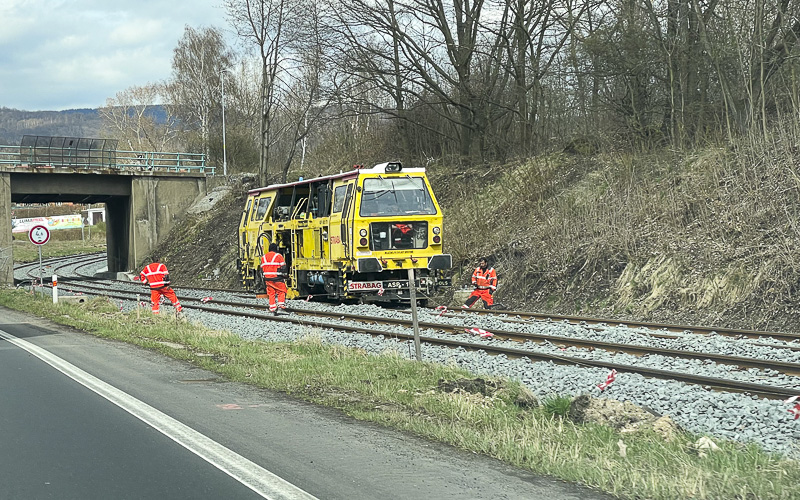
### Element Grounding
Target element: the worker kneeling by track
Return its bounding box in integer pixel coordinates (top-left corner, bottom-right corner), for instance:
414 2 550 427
462 257 498 309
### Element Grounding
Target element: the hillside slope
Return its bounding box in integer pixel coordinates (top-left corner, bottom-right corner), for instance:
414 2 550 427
151 177 253 290
434 139 800 332
0 108 103 145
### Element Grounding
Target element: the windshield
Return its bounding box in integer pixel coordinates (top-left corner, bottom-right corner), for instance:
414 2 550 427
359 177 437 217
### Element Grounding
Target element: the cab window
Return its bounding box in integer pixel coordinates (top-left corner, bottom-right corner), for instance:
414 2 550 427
252 196 273 221
241 199 253 226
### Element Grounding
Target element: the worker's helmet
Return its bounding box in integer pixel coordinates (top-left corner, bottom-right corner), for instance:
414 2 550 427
268 242 279 253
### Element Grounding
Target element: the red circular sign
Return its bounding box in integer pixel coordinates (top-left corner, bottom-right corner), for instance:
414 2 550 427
29 225 51 245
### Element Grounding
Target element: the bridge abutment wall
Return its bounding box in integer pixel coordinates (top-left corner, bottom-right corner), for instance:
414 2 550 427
128 176 206 272
0 174 11 285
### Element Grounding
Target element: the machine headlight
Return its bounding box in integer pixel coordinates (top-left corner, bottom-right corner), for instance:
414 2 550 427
432 226 441 234
359 228 367 237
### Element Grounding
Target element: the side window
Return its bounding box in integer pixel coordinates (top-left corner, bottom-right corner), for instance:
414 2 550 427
341 184 354 220
253 196 272 221
317 184 331 217
241 199 252 227
332 185 347 213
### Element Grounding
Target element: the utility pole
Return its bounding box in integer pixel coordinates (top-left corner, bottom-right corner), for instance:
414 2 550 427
221 70 228 176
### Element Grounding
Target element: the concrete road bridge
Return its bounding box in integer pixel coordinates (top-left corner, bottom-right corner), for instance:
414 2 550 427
0 137 216 285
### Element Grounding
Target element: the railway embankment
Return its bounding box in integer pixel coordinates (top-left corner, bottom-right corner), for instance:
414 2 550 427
431 143 800 334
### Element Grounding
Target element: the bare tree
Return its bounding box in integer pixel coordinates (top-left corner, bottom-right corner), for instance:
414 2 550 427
500 0 591 154
218 61 264 173
400 0 490 159
225 0 294 185
274 0 335 181
332 0 507 161
166 26 233 159
99 84 178 152
328 0 420 163
717 0 800 136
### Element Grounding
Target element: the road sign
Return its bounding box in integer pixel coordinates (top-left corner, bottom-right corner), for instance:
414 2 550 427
29 224 50 245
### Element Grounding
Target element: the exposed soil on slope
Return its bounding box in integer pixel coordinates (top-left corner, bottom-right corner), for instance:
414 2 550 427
152 177 253 290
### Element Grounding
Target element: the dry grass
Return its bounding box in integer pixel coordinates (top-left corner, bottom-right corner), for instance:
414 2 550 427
431 120 800 332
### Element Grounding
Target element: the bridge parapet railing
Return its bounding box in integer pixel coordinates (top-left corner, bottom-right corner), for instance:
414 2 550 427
0 145 213 175
115 150 211 174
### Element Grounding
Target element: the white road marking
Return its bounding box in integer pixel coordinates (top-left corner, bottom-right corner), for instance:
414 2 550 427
0 329 318 500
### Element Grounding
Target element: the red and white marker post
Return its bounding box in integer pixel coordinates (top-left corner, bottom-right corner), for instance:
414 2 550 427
29 225 50 297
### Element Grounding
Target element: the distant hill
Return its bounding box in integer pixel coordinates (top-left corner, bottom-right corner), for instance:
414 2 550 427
0 107 103 145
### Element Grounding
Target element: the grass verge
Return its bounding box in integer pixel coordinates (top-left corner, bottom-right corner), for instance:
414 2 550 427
12 239 106 263
1 289 798 500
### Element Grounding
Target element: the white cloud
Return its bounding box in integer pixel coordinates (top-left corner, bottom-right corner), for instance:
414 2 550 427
0 0 228 111
109 19 166 45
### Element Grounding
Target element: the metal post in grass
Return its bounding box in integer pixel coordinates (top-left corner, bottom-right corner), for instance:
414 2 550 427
407 268 422 361
37 247 42 297
29 225 50 298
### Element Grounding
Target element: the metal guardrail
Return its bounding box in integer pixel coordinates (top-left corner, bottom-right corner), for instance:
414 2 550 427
0 145 213 175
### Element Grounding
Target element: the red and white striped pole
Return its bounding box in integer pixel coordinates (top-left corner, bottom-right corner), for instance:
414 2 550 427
52 274 58 304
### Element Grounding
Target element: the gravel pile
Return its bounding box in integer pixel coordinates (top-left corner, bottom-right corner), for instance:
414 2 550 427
22 257 800 458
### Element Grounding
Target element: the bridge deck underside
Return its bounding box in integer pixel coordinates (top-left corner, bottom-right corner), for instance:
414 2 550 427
10 173 131 203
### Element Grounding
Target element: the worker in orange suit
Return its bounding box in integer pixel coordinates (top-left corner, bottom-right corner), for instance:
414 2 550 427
140 255 183 315
462 257 498 309
261 242 288 314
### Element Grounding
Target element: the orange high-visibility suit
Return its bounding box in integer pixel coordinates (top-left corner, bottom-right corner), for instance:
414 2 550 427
140 262 183 314
261 251 287 312
463 265 497 309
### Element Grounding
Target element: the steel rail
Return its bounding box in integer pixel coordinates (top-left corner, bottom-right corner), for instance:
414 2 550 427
452 307 800 342
19 253 800 344
23 256 800 361
45 278 800 401
15 253 107 285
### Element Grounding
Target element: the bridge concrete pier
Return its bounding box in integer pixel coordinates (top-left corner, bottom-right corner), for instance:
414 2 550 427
0 173 12 286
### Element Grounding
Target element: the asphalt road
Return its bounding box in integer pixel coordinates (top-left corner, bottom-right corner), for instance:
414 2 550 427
0 307 613 499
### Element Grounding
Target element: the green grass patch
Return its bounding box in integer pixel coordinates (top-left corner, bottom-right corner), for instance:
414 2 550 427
13 239 107 263
1 289 798 499
542 394 572 417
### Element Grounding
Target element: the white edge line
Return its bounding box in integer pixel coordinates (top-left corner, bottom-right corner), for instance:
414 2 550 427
0 329 318 500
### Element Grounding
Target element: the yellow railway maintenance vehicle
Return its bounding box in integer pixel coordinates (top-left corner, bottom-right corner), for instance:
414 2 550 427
237 162 452 305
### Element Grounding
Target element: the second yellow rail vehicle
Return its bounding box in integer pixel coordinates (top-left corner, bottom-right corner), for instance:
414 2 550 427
237 162 452 305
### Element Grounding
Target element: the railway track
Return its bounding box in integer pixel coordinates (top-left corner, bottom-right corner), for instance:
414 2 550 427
16 254 800 402
451 306 800 343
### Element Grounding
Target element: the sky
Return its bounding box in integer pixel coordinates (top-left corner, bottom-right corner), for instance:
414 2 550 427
0 0 230 111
